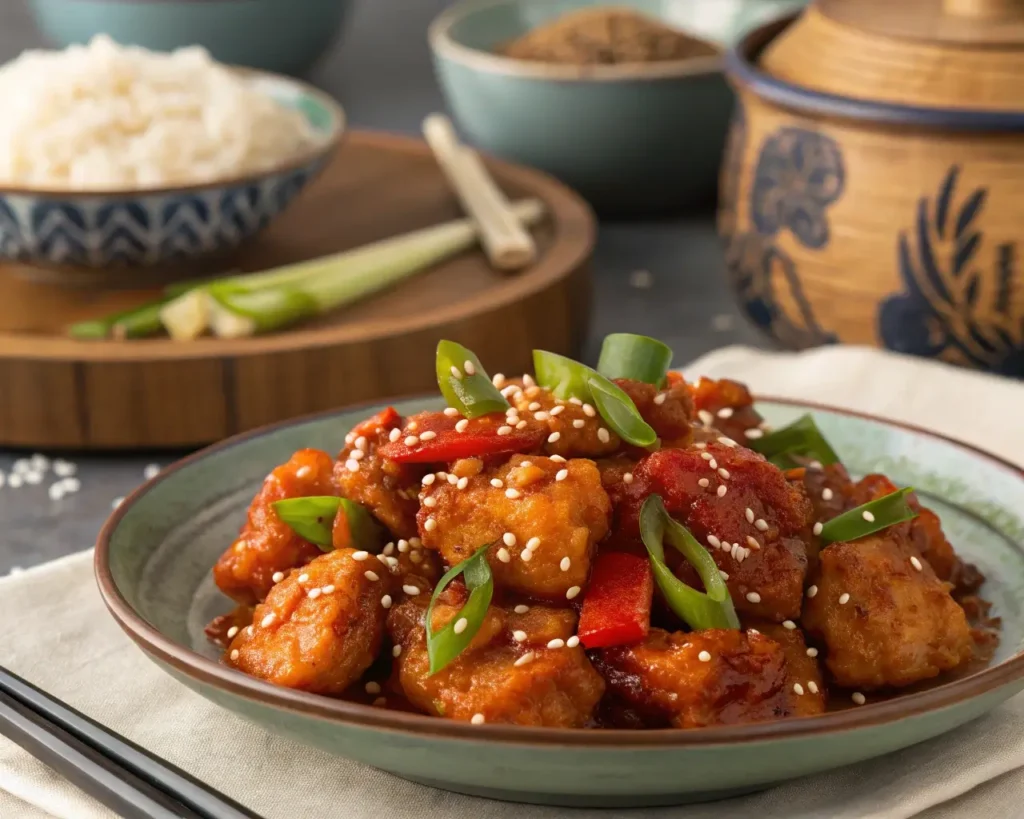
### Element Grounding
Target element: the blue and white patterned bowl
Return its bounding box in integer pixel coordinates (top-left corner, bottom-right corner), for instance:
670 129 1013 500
0 71 344 276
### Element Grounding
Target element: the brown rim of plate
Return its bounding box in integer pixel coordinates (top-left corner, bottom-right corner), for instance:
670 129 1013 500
0 67 345 198
95 395 1024 748
428 0 723 83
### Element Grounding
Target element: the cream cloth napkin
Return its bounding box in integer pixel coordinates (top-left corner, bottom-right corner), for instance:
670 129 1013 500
2 345 1024 819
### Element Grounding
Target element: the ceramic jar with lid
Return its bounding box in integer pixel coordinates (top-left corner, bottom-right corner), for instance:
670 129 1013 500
719 0 1024 376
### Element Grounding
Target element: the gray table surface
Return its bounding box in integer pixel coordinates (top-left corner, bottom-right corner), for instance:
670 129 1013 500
0 0 766 576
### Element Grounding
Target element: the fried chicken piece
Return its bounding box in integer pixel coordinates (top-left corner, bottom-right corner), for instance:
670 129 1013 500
335 408 422 539
213 449 335 606
593 628 803 728
802 533 973 690
388 589 604 727
690 377 766 447
619 443 813 620
204 605 254 649
748 620 826 717
225 548 392 694
616 376 695 447
419 454 611 601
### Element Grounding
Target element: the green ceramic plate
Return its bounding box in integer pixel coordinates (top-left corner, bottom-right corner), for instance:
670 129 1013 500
96 397 1024 807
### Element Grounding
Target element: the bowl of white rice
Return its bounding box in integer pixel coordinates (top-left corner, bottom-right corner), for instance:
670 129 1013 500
0 36 344 273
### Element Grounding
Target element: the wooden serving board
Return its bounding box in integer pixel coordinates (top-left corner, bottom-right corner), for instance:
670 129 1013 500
0 131 595 450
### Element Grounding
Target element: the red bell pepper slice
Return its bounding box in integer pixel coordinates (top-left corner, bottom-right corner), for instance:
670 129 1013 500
377 411 546 464
350 406 401 439
577 552 654 649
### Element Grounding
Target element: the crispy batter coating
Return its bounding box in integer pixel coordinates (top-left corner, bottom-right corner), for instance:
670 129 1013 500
225 548 392 694
620 444 813 620
335 412 421 539
802 534 973 690
213 449 335 605
748 620 826 717
388 590 604 727
418 454 611 601
593 628 801 728
690 377 765 447
501 380 622 459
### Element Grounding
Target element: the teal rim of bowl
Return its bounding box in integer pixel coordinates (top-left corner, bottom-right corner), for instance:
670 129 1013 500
95 395 1024 748
0 67 345 199
429 0 724 83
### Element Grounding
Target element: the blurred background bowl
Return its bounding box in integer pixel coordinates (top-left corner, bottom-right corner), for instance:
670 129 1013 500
27 0 352 76
430 0 805 218
0 71 344 283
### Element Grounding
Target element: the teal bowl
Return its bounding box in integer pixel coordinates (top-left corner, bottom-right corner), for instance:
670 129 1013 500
27 0 352 77
96 395 1024 808
429 0 806 217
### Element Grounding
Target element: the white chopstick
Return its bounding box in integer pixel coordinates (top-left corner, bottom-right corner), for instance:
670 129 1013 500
422 114 538 271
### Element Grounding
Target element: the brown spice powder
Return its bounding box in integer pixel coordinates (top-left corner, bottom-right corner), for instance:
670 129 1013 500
500 7 720 66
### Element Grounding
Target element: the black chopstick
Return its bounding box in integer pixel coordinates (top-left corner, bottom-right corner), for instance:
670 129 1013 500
0 666 263 819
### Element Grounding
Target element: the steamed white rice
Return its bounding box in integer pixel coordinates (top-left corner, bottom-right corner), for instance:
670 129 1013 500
0 36 320 191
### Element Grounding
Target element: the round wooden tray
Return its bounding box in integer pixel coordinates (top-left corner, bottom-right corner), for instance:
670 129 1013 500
0 131 596 450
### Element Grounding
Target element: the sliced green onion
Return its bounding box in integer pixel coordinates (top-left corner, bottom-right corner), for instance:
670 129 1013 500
69 299 168 340
596 333 673 386
532 350 657 447
272 496 384 552
748 415 840 466
639 495 739 630
435 340 509 418
819 488 918 545
427 543 494 674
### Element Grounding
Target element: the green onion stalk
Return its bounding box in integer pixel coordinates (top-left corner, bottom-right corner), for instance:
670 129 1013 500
272 496 384 552
435 340 510 418
426 543 494 674
818 488 918 545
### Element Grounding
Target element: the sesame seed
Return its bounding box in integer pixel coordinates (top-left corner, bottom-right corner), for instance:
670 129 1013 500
695 442 707 449
500 532 515 547
717 485 728 497
698 410 714 426
569 397 583 405
701 451 713 462
521 549 533 563
272 571 284 583
53 459 76 477
707 535 722 549
550 406 565 416
573 419 585 428
298 573 310 582
523 374 536 388
755 518 769 531
747 629 760 635
419 431 437 442
230 650 239 661
808 681 819 694
718 437 738 447
550 455 567 463
397 540 409 553
746 536 760 550
308 588 322 600
450 365 462 378
451 617 468 635
422 475 436 488
144 463 161 480
720 570 730 580
514 604 530 614
403 585 421 596
389 428 401 442
807 585 818 598
744 428 764 439
345 432 356 445
226 626 239 639
560 557 571 571
516 421 528 429
555 469 569 482
911 556 923 571
295 466 312 479
839 593 850 604
444 407 459 417
597 428 610 443
245 626 253 636
424 518 437 532
698 650 712 662
497 547 511 563
708 458 718 470
497 426 512 436
514 652 535 667
501 385 519 397
364 571 380 582
525 537 541 551
469 713 485 725
582 403 596 417
381 595 392 609
493 373 506 387
260 614 275 628
746 592 761 603
324 584 338 594
782 620 797 630
547 431 561 443
566 635 581 648
653 392 667 405
718 407 734 419
447 473 459 485
410 537 422 548
346 459 360 472
745 508 755 523
350 450 365 461
527 401 541 412
457 477 469 490
506 488 521 499
513 630 527 642
862 511 875 522
455 419 469 433
48 484 64 501
813 522 823 536
807 647 819 657
383 542 395 556
793 683 805 696
462 360 476 376
8 474 22 488
547 638 566 649
566 586 581 600
698 478 710 488
404 435 420 448
392 645 402 657
718 468 730 479
488 479 503 490
365 681 381 694
852 692 866 705
822 488 834 501
535 412 550 422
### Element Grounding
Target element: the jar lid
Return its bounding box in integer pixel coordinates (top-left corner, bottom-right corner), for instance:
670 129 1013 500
758 0 1024 112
